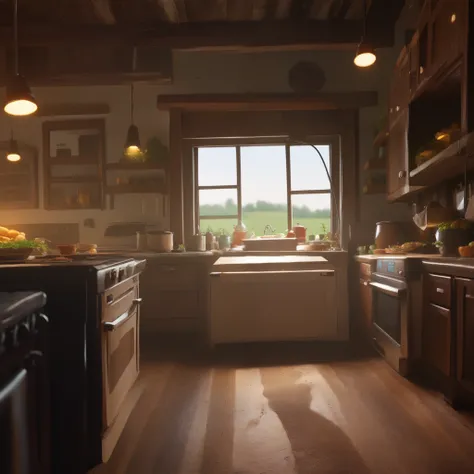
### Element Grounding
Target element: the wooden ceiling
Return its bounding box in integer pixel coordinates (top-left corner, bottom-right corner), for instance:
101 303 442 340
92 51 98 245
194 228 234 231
0 0 405 51
4 0 369 25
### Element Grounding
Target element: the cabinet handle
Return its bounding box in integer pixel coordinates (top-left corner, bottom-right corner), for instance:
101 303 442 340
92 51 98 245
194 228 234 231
398 170 407 179
436 288 445 294
360 278 369 286
466 294 474 300
395 106 400 112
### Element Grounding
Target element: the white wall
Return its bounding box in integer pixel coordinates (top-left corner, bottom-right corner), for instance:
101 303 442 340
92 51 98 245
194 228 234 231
0 7 417 244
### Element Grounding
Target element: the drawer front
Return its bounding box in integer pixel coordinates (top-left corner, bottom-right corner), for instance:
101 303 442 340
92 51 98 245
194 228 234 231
359 263 372 279
151 264 198 290
142 290 199 320
423 303 451 376
425 273 451 308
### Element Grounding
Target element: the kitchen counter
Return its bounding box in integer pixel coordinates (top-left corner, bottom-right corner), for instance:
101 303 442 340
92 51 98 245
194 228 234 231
355 253 441 263
422 257 474 278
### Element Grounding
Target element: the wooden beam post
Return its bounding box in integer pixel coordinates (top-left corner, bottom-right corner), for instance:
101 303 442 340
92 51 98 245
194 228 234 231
169 109 185 246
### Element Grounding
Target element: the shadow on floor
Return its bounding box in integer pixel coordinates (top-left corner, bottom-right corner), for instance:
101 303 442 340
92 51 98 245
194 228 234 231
261 366 371 474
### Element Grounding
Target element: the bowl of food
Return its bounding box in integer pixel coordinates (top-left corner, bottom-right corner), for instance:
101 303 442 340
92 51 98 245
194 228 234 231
76 243 97 254
57 244 77 256
0 226 47 261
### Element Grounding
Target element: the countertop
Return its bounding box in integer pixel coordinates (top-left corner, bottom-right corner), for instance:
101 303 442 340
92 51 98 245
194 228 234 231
214 255 329 266
355 254 441 263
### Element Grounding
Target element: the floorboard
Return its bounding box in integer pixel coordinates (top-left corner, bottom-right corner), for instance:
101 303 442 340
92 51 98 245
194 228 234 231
90 337 474 474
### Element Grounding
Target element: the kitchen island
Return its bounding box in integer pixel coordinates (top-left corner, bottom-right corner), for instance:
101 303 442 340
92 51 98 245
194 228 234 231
208 254 348 346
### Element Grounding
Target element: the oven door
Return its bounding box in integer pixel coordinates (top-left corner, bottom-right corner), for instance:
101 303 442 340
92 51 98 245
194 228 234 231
370 274 409 374
102 279 141 429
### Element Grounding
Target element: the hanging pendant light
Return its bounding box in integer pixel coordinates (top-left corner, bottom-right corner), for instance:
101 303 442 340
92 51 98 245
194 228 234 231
354 0 376 68
124 83 141 157
6 133 21 162
4 0 38 116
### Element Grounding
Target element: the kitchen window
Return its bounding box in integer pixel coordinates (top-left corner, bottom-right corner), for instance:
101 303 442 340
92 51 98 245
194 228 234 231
194 142 334 237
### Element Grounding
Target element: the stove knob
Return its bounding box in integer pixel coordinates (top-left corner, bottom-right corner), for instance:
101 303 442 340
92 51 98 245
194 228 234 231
398 270 403 276
118 268 125 281
110 269 117 284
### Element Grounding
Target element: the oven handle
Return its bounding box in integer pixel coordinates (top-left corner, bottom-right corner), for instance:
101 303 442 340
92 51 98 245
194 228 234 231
369 282 406 296
104 298 142 332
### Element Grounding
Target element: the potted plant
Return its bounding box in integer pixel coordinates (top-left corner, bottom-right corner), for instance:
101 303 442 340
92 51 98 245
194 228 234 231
216 228 231 250
436 220 473 256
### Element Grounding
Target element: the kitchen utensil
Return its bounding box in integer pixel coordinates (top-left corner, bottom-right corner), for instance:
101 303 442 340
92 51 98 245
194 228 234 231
232 221 247 246
206 231 215 250
188 234 206 252
146 230 173 253
218 234 231 250
0 248 33 261
136 231 147 251
436 228 472 257
57 244 77 256
293 223 307 243
375 221 421 249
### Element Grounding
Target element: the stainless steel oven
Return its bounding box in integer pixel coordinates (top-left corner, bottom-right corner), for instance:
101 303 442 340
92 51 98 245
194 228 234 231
370 259 423 376
100 273 141 462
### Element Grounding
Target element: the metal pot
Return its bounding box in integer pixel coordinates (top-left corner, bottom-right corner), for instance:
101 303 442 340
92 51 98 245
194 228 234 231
146 230 173 252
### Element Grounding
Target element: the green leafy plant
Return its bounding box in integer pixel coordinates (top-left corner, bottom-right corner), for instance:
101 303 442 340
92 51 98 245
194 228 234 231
0 240 48 252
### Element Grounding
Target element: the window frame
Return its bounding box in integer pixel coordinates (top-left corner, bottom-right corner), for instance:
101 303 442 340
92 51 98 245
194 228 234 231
192 136 339 235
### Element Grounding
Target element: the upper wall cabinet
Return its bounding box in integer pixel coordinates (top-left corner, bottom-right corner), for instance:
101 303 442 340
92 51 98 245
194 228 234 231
429 0 467 78
0 45 172 86
386 0 471 202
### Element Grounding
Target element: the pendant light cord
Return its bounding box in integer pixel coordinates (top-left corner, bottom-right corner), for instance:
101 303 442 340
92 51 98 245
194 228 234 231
130 83 134 124
13 0 18 75
362 0 367 40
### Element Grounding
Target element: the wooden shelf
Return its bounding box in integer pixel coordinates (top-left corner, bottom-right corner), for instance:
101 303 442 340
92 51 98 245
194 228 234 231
106 162 167 171
364 158 386 171
105 182 166 194
49 156 99 166
50 176 101 184
363 183 386 195
409 133 472 186
373 128 389 148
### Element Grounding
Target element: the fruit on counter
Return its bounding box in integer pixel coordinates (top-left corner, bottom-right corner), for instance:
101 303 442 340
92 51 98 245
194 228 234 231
400 241 425 252
458 245 474 258
0 226 26 241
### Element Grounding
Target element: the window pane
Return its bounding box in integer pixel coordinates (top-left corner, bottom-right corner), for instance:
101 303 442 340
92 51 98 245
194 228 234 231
291 194 331 236
200 218 236 236
197 147 237 186
241 145 288 235
199 189 237 217
290 145 331 191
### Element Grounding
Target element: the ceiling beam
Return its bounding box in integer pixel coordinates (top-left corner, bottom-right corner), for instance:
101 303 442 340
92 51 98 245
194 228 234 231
365 0 404 44
289 0 314 19
156 91 378 111
328 0 352 19
3 19 396 50
90 0 116 24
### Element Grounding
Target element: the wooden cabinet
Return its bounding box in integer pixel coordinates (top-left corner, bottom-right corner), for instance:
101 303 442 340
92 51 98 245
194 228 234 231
389 49 410 130
140 260 211 333
423 303 451 375
422 273 453 377
355 262 372 342
387 109 409 198
455 278 474 395
430 0 467 76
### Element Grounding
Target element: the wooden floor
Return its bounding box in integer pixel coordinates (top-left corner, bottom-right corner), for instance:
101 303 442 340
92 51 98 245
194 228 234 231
91 337 474 474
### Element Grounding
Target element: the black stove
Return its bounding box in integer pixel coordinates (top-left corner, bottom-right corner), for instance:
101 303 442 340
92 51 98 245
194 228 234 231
0 256 145 292
0 256 146 473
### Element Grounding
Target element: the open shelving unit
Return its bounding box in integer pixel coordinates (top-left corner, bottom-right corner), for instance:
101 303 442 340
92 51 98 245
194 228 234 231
363 125 388 195
43 119 106 210
105 159 168 209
